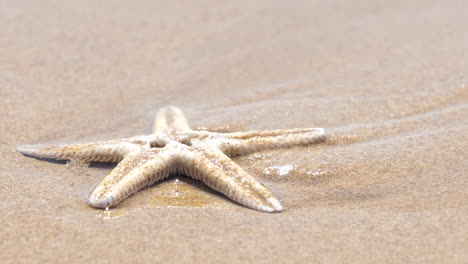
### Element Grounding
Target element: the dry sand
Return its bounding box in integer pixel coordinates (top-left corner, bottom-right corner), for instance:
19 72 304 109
1 0 467 263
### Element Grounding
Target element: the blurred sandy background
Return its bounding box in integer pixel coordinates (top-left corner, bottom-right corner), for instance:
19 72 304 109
1 0 467 263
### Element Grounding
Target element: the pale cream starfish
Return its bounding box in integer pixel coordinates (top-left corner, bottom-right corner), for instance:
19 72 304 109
17 106 325 213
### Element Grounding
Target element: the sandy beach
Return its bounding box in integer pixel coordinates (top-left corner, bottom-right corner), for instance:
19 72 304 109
1 0 467 263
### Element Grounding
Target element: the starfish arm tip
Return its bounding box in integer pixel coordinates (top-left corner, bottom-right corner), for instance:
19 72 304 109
267 197 284 212
17 144 39 156
241 196 283 213
253 200 282 213
88 195 113 209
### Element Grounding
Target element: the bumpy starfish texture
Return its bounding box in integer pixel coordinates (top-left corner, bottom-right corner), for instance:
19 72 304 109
18 106 325 213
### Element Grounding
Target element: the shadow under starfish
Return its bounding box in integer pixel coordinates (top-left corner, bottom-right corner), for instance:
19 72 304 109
17 106 325 213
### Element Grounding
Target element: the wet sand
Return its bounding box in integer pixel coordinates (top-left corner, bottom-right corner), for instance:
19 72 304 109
1 0 467 263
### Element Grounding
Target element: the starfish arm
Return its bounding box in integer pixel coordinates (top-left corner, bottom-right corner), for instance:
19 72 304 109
216 128 325 156
17 140 141 163
88 148 175 208
179 143 283 212
222 128 324 139
152 106 191 133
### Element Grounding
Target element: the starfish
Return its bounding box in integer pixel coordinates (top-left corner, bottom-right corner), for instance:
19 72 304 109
17 106 325 213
